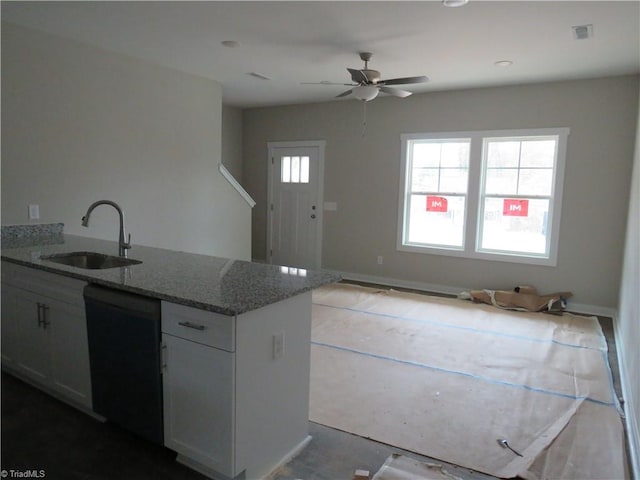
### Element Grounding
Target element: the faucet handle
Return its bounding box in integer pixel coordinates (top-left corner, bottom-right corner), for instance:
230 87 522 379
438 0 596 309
125 233 132 248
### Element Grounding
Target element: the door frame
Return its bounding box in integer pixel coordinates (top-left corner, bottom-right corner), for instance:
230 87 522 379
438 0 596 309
266 140 326 269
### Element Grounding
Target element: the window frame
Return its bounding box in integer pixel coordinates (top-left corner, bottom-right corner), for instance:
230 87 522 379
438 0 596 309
397 128 569 266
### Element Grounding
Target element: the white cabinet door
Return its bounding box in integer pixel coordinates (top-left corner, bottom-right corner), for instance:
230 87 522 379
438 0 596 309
1 283 21 366
14 289 51 384
1 263 92 410
162 333 235 478
48 298 92 408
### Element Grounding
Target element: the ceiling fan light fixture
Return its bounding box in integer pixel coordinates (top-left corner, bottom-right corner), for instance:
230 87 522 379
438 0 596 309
352 85 379 102
442 0 469 6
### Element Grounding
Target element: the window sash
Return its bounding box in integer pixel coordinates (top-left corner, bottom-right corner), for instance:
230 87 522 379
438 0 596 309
477 196 552 257
403 138 470 250
404 193 467 249
477 135 560 258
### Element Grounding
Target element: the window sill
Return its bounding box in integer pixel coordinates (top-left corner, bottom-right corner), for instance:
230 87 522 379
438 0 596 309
397 243 557 267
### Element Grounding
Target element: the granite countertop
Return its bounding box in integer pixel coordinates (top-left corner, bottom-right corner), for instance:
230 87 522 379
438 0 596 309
1 232 340 316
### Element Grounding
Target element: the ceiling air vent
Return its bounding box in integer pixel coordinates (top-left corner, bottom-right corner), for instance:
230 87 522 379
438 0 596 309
572 24 593 40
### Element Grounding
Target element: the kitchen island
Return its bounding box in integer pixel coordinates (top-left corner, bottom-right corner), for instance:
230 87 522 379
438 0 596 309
1 226 339 480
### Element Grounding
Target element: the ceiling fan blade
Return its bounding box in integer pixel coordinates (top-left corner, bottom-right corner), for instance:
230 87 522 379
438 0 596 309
379 86 412 98
301 81 357 86
348 68 369 84
379 75 429 86
335 89 353 98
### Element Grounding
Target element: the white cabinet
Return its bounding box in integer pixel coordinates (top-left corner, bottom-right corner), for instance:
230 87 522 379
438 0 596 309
161 292 313 480
48 296 93 404
1 283 21 366
161 301 235 478
162 333 235 476
1 262 92 410
14 288 51 383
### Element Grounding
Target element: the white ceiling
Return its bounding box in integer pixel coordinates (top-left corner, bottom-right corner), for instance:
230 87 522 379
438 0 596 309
2 1 639 108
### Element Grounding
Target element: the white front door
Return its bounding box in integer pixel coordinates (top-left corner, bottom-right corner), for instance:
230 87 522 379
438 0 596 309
268 141 325 270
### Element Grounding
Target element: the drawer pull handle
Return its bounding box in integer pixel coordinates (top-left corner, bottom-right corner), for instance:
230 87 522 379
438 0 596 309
178 321 206 331
41 304 50 329
36 302 43 327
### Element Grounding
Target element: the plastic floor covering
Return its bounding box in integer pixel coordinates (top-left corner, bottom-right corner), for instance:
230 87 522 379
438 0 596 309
309 283 628 480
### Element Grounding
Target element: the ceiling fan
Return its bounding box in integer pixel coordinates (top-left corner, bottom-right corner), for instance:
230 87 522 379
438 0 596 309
304 52 428 102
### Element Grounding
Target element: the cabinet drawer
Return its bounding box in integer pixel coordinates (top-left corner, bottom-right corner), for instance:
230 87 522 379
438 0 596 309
1 260 17 284
2 262 86 307
161 301 235 352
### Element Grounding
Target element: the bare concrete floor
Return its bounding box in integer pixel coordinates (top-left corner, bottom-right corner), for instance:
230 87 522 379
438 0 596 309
272 422 497 480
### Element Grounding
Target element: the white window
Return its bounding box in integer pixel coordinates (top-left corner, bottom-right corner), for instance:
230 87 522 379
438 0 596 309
402 138 471 249
398 128 569 265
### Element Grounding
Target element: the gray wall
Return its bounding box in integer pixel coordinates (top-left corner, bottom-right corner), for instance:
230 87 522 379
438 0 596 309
222 105 243 181
243 75 639 308
2 23 251 261
617 90 640 477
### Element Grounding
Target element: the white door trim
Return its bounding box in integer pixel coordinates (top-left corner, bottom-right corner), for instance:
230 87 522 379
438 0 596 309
267 140 326 269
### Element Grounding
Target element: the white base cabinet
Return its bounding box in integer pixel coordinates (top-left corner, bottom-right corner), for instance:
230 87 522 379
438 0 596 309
162 332 235 477
1 283 22 367
1 260 315 480
14 288 51 383
1 262 92 410
161 291 313 480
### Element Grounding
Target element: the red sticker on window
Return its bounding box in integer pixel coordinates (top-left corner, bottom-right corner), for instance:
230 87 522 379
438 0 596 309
503 199 529 216
426 196 448 212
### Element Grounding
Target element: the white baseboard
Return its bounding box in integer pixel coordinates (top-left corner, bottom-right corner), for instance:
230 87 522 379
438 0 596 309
177 435 312 480
264 435 312 480
327 269 617 317
613 315 640 480
325 269 468 297
565 302 618 318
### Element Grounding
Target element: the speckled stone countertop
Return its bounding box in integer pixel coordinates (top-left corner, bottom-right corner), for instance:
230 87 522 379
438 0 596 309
1 233 340 316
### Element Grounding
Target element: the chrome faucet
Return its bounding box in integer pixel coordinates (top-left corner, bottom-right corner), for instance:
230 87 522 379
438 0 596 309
81 200 131 257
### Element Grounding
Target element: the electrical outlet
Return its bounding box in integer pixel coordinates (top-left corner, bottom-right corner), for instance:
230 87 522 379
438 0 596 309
28 204 40 220
273 332 285 360
377 256 383 265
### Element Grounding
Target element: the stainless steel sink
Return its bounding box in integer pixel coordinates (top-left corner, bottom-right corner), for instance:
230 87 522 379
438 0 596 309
41 252 142 269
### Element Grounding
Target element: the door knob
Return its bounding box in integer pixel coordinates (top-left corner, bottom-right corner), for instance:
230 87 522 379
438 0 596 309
311 214 316 219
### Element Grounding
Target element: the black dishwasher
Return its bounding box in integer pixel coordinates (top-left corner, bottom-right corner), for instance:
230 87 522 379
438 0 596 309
84 285 163 445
